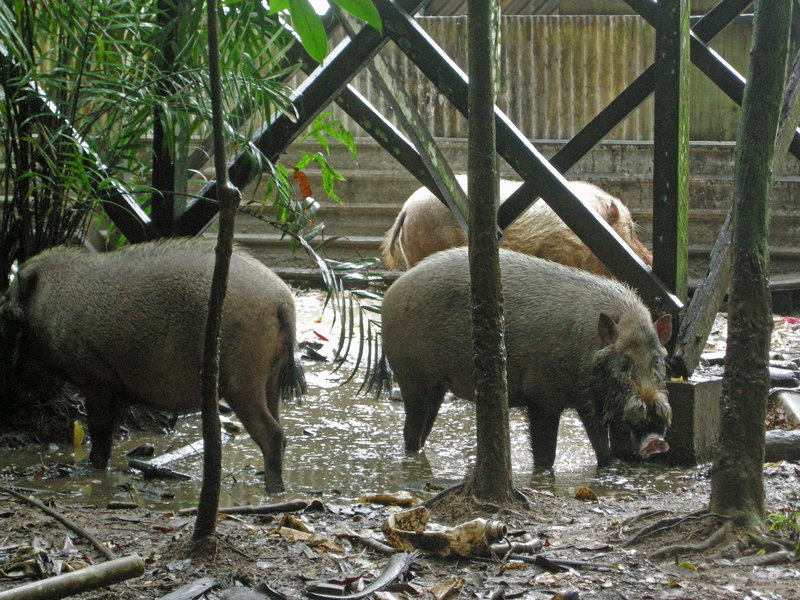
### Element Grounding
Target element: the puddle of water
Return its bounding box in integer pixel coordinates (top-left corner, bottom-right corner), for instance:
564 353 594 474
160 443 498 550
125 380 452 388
0 290 706 509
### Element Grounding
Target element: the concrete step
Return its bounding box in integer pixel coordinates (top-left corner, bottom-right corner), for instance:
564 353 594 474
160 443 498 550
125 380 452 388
227 228 800 283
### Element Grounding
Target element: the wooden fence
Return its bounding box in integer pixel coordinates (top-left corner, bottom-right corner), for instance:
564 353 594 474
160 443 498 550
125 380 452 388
308 14 752 142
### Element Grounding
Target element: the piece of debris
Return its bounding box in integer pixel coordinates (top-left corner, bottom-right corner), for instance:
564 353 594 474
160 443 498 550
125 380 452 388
573 488 598 502
125 443 156 459
159 577 217 600
306 552 417 600
359 491 420 508
767 388 800 429
0 554 144 600
382 506 507 557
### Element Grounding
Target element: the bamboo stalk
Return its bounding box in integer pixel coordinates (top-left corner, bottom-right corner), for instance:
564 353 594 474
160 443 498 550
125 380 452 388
0 554 144 600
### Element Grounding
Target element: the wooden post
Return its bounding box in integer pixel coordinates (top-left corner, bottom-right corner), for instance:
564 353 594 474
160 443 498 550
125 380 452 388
652 0 690 303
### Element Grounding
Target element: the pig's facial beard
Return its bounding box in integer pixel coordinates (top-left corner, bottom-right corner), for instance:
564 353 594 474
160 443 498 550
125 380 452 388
589 354 672 461
617 387 672 459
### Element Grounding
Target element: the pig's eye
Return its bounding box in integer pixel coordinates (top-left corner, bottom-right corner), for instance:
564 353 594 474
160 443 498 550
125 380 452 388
619 355 634 373
652 358 666 380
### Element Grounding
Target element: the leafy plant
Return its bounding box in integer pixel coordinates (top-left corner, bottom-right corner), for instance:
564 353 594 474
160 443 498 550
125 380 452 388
295 112 356 204
1 0 386 389
0 0 299 285
267 0 382 63
768 507 800 558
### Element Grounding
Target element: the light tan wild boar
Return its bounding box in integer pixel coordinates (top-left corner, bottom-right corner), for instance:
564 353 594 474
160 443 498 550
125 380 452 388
0 239 304 492
380 175 653 276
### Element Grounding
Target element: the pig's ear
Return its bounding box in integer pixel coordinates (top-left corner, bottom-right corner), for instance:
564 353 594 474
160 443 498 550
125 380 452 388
654 314 673 346
598 313 618 345
15 268 39 307
606 201 620 224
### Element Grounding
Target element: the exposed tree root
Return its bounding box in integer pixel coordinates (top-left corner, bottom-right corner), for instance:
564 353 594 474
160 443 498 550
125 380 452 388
621 510 714 547
735 550 795 566
622 509 798 563
422 482 531 522
650 519 735 559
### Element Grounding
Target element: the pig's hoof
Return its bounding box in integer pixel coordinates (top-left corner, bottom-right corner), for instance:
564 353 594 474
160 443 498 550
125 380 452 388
595 455 612 468
88 452 110 470
264 477 285 494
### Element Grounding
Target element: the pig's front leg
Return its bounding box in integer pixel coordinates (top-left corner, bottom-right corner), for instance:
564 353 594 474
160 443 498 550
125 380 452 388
527 408 562 470
575 403 611 467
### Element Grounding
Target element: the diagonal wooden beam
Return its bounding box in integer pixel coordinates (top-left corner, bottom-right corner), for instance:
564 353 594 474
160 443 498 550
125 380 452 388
623 0 800 376
175 0 431 235
625 0 800 160
332 85 443 194
184 8 441 201
338 11 468 232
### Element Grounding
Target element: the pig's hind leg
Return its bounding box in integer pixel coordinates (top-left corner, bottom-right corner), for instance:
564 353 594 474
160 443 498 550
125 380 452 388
401 379 446 453
227 380 286 493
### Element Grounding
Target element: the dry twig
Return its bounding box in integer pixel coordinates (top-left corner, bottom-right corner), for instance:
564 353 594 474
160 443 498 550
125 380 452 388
0 485 114 561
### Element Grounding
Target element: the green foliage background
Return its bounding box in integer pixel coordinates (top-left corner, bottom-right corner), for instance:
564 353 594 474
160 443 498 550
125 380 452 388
0 0 381 290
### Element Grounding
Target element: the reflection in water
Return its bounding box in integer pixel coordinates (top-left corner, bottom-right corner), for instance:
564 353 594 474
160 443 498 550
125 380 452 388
0 373 704 510
0 291 705 509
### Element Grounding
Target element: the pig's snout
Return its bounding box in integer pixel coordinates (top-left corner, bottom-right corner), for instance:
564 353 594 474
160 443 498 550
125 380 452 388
638 432 669 458
619 386 671 460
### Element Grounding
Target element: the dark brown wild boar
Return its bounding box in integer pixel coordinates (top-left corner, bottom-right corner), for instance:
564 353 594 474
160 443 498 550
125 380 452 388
378 247 672 469
0 239 304 492
380 175 653 276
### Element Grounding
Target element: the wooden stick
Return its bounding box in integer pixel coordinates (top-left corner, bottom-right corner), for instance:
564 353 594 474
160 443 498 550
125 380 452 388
128 459 192 480
0 554 144 600
177 500 309 516
0 485 114 561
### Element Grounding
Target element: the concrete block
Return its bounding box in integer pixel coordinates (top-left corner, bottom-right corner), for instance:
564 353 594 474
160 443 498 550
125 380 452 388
655 376 723 466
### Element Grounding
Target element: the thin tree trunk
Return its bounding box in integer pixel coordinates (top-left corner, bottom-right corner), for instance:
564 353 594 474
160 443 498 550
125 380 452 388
709 0 791 528
193 0 241 541
151 0 179 236
465 0 515 503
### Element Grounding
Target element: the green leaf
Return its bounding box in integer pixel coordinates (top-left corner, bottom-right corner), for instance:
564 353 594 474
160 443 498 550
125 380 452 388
295 153 313 170
288 0 327 63
311 129 332 154
331 0 382 34
267 0 290 14
320 159 346 204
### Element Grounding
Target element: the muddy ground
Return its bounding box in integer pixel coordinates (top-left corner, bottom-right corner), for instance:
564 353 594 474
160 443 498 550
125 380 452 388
0 463 799 600
1 298 799 600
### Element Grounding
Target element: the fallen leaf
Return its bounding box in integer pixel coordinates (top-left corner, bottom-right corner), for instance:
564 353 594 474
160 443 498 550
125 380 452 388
574 487 598 502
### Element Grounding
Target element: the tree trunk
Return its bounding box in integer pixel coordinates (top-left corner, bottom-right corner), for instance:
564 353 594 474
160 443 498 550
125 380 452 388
464 0 515 503
709 0 791 528
151 0 180 236
193 0 240 541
